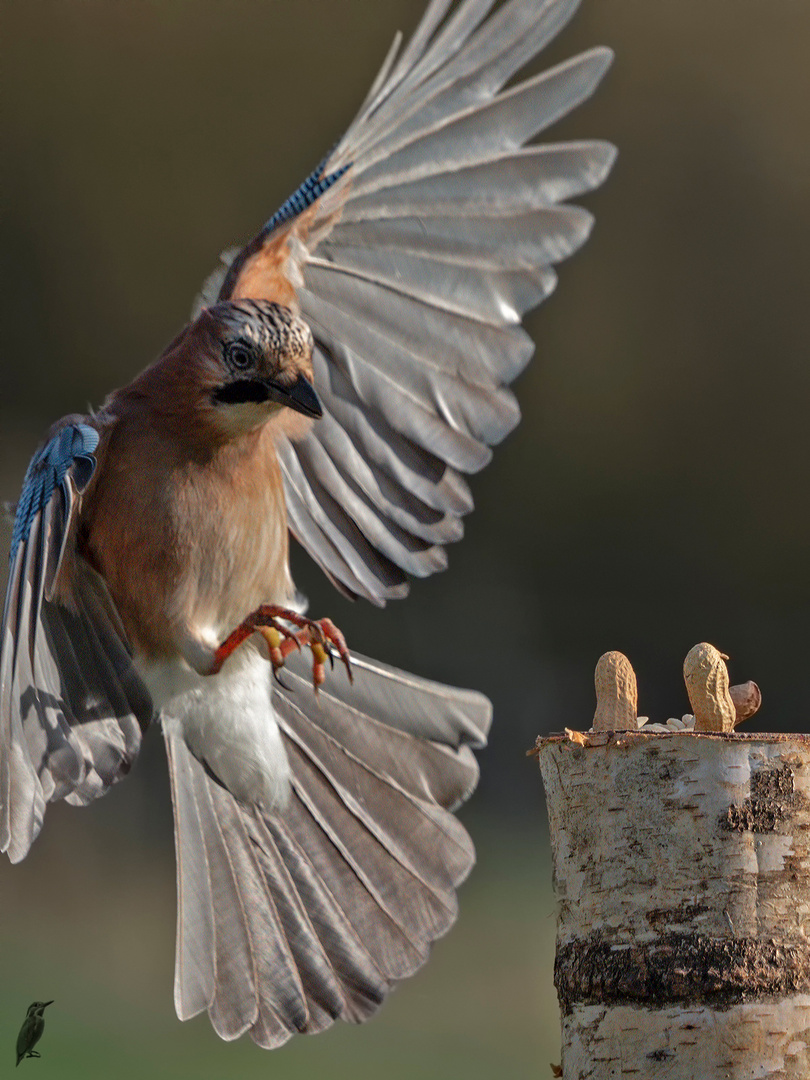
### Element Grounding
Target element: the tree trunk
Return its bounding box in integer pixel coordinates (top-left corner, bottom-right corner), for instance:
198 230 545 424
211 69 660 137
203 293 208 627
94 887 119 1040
535 729 810 1079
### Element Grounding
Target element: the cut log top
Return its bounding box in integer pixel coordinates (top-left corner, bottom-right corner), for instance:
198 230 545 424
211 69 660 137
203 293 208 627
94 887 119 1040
533 727 809 752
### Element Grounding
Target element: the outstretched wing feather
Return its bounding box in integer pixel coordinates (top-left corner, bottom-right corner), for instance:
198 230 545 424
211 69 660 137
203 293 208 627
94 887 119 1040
211 0 615 602
0 422 153 863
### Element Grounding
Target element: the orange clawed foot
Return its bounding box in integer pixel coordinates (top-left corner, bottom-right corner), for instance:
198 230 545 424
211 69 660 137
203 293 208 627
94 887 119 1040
210 605 352 691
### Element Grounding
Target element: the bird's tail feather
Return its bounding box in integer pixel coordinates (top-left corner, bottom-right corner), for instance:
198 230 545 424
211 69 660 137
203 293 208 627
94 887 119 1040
164 650 491 1047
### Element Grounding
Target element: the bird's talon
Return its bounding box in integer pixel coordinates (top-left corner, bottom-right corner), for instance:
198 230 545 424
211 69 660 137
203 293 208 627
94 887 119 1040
213 606 352 690
258 626 285 669
312 661 326 691
314 617 353 683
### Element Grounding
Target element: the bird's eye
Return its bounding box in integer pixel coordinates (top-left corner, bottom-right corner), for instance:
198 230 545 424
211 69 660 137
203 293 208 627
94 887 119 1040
226 342 253 370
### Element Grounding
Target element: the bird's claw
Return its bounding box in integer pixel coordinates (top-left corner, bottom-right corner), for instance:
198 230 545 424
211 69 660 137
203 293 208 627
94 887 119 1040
286 617 352 691
210 604 352 691
273 617 352 691
257 623 300 674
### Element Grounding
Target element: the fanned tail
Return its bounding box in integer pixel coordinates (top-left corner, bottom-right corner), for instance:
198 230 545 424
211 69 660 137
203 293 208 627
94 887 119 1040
165 650 491 1046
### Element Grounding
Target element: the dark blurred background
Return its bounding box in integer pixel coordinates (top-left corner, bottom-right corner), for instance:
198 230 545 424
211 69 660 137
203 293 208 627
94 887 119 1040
2 0 809 1075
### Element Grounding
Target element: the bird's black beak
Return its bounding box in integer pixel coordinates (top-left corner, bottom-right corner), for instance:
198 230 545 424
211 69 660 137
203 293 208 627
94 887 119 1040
42 1002 53 1008
213 373 322 418
265 372 322 418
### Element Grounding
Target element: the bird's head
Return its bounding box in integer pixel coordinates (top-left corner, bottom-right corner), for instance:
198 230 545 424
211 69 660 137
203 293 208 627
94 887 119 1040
190 299 321 439
27 1002 53 1016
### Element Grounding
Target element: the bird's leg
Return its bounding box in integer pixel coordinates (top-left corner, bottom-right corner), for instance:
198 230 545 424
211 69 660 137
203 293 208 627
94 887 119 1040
27 1052 41 1059
209 605 352 689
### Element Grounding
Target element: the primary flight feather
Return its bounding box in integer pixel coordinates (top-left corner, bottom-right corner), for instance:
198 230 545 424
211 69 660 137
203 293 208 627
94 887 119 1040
1 0 614 1048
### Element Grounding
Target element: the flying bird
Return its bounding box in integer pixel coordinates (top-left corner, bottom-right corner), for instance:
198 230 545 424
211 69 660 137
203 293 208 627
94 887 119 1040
15 1002 53 1066
0 0 614 1049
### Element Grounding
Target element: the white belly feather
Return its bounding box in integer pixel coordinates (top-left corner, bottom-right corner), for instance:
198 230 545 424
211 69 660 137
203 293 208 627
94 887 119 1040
140 647 291 811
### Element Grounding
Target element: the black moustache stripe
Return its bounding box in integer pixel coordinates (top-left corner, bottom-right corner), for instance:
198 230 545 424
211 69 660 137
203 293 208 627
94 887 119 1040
213 380 270 405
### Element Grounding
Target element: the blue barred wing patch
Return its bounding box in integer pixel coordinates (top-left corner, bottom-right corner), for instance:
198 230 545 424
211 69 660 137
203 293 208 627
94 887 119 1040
10 423 99 563
210 156 353 309
260 156 352 240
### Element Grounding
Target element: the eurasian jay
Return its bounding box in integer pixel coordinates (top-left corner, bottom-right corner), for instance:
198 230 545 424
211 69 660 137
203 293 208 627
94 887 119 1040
1 0 614 1049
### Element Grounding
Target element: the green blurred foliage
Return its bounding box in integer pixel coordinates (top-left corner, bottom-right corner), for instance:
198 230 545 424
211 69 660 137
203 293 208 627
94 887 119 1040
2 0 810 1072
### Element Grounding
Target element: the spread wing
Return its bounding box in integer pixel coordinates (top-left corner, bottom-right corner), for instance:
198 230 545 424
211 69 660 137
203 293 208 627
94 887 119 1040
198 0 616 604
0 421 153 863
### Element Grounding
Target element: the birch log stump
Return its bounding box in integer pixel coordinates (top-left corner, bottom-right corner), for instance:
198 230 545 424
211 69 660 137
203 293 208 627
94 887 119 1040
534 648 810 1079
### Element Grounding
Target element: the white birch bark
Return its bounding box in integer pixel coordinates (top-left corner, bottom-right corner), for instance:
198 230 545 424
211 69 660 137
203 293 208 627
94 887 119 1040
535 730 810 1079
